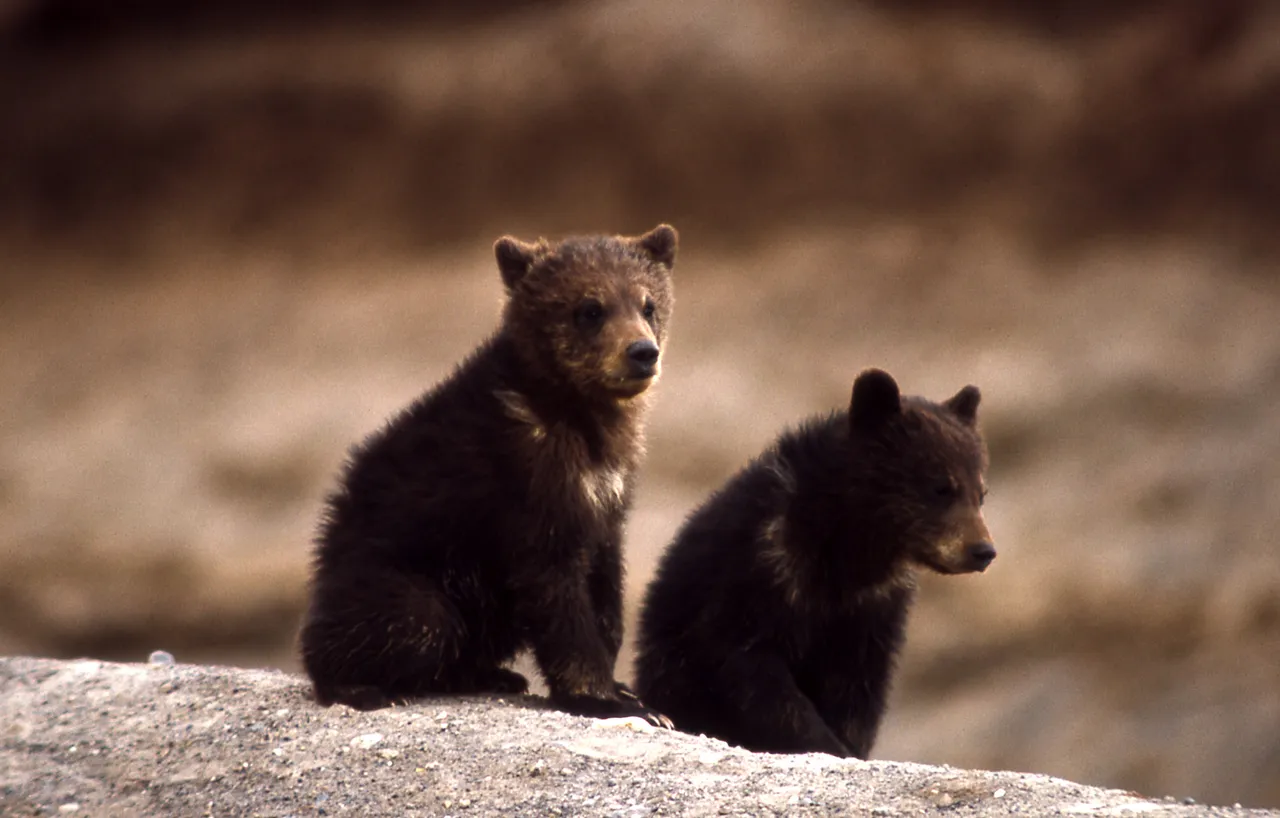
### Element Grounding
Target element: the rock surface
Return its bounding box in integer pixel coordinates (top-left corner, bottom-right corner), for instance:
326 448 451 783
0 656 1271 817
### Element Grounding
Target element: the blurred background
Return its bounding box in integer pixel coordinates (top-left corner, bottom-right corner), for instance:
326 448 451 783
2 0 1279 808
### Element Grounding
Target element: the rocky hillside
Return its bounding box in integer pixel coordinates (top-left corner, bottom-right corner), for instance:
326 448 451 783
3 656 1271 817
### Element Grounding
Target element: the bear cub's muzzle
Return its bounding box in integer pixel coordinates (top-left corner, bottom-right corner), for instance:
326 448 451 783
962 541 997 572
625 339 661 380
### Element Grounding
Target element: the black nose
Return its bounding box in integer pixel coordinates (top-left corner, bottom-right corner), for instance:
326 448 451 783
965 542 997 572
626 339 660 377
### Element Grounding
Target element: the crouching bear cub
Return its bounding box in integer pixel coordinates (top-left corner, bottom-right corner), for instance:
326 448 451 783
301 226 677 725
634 369 995 756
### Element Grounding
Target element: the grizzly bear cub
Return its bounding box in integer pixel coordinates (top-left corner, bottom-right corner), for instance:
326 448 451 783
634 368 995 757
300 225 677 724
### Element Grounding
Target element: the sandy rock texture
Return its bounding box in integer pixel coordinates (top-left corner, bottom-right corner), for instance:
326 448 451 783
1 656 1269 818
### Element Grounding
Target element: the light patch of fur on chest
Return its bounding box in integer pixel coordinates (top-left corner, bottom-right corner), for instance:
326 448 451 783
760 512 916 611
581 467 627 512
496 388 630 512
758 514 805 608
756 456 807 607
495 389 546 442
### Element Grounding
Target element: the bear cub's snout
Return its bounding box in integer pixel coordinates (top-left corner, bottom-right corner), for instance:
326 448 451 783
626 339 661 378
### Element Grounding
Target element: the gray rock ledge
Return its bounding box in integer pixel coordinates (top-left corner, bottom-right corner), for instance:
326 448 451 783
1 657 1272 817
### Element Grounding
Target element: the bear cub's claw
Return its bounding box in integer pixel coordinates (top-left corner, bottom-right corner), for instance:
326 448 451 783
553 690 674 729
613 681 641 701
613 682 675 727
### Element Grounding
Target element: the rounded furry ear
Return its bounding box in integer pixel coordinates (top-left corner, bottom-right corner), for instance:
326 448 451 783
945 385 981 426
635 224 678 269
850 369 901 431
495 237 537 289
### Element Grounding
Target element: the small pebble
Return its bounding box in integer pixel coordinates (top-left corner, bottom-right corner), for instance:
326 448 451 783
350 733 383 749
593 717 656 734
58 805 80 814
148 650 175 666
994 788 1006 798
1182 797 1196 805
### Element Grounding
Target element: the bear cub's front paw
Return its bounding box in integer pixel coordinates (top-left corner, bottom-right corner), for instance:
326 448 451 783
553 689 674 729
478 667 531 695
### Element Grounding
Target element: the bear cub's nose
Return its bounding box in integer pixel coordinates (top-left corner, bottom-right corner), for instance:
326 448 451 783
965 542 997 572
626 340 660 378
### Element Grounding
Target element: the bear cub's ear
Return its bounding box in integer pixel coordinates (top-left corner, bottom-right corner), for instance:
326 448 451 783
945 385 981 426
635 224 678 269
495 237 539 289
850 368 902 431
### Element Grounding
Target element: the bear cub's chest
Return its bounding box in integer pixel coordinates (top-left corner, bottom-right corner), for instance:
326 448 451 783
519 422 631 520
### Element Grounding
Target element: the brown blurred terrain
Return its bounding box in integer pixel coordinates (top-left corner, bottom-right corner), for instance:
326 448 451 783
2 0 1279 808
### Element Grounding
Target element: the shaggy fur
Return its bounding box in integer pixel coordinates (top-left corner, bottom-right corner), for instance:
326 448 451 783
634 368 995 757
300 225 677 724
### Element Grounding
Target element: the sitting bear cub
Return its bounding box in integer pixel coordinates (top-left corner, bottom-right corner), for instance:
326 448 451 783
634 368 995 757
301 225 677 725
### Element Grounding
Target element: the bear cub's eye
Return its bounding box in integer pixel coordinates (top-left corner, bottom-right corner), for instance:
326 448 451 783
575 299 606 331
933 481 959 502
642 299 657 321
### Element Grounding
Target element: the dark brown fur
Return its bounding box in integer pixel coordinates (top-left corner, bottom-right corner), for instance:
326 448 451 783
300 225 676 723
634 369 994 757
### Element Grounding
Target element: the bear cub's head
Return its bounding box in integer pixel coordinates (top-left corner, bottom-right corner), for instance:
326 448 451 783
849 368 996 575
494 225 676 401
